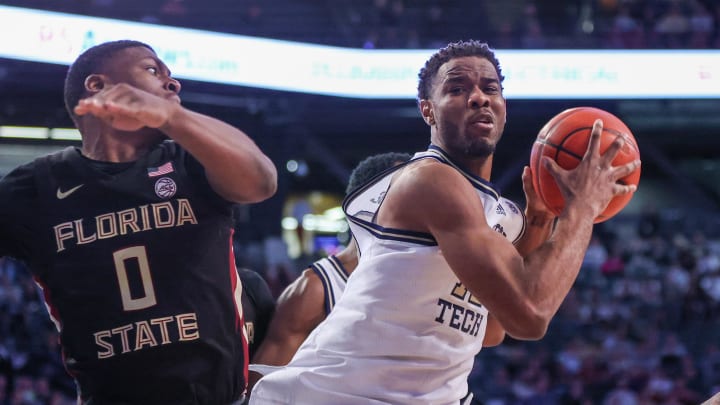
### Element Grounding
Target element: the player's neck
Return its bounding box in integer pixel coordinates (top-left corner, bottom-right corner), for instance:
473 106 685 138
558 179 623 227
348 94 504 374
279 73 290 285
80 127 163 162
335 243 359 274
458 154 493 181
481 156 493 180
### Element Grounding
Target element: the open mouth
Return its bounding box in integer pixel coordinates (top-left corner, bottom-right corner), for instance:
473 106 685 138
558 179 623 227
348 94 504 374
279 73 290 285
470 117 493 130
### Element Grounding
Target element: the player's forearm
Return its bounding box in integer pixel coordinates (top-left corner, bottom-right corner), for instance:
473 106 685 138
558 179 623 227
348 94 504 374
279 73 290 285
160 107 277 203
252 332 308 367
253 348 294 367
482 315 506 347
514 209 555 257
519 205 594 330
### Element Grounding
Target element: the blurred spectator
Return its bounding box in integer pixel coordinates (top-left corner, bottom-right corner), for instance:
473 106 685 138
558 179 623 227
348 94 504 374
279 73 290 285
558 377 593 405
582 235 608 282
687 0 715 48
713 2 720 48
639 1 662 47
481 366 515 403
519 3 548 49
10 0 720 49
682 280 713 322
601 246 626 280
665 259 693 301
607 3 645 48
603 375 639 405
637 203 661 239
698 343 720 391
137 0 190 27
654 1 690 48
493 21 518 49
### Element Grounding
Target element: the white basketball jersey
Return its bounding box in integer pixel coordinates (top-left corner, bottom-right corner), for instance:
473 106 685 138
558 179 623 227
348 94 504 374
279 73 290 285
309 255 350 315
250 146 526 405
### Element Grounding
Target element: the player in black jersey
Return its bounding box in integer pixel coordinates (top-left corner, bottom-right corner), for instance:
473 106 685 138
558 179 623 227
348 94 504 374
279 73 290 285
0 40 277 404
237 268 275 360
237 267 275 405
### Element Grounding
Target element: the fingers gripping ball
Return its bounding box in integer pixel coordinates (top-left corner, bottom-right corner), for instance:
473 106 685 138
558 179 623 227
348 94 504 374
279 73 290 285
529 107 641 223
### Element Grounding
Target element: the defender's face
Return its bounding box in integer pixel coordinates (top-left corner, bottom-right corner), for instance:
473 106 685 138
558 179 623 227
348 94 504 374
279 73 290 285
422 56 507 159
101 46 181 102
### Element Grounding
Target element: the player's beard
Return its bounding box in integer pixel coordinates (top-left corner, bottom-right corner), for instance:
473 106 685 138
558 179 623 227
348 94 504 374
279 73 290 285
463 137 496 158
435 121 500 159
448 132 497 159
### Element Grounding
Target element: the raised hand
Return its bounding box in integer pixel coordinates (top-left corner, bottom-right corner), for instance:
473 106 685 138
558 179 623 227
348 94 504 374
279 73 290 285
542 119 640 220
74 83 180 131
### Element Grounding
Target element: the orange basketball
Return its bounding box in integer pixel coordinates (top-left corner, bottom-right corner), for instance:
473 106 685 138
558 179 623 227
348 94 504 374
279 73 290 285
529 107 641 223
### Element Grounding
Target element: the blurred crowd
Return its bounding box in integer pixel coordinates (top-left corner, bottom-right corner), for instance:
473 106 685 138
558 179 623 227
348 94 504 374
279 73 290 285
0 258 75 405
469 208 720 404
1 0 718 50
2 208 720 404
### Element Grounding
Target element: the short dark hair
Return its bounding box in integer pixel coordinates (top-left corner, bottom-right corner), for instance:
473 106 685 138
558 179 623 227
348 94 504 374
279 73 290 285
346 152 412 195
63 40 153 123
417 40 504 101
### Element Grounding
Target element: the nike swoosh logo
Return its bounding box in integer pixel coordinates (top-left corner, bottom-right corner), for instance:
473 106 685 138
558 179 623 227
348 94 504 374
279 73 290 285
56 184 84 199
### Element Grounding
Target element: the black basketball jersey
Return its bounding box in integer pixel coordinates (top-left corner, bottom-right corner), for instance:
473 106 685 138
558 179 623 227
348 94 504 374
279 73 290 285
237 268 275 360
0 142 248 404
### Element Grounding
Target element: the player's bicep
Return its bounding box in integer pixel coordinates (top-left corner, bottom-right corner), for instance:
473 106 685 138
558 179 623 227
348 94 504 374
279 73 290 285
423 173 519 286
275 273 326 334
252 309 309 367
438 216 527 317
393 164 527 314
253 273 326 366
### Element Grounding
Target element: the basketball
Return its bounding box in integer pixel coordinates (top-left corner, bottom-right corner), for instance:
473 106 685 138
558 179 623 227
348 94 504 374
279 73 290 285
529 107 641 223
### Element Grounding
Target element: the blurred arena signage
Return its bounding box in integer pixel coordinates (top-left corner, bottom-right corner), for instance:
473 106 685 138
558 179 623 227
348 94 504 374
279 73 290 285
1 5 719 100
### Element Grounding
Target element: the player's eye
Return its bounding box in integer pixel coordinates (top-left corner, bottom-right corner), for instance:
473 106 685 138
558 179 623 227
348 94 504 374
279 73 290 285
146 66 159 75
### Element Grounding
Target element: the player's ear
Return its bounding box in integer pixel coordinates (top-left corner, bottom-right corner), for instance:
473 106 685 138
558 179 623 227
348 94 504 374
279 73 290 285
84 74 106 93
419 100 435 126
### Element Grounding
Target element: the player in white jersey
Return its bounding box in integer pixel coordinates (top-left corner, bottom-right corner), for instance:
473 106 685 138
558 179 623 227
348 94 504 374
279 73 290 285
250 40 640 404
247 152 411 393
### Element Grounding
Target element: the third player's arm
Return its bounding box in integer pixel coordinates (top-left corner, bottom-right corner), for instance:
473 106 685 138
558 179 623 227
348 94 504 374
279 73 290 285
248 269 327 389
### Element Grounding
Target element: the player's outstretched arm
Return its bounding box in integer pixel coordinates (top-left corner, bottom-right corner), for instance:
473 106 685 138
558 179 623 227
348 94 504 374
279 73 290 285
248 269 326 390
157 104 277 203
76 83 277 203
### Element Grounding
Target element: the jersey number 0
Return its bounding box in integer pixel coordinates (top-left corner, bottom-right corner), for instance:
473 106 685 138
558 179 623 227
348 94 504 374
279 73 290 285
113 246 158 311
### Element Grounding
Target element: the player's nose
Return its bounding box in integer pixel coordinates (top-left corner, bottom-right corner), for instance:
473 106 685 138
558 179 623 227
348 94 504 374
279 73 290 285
165 78 181 94
468 86 489 108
